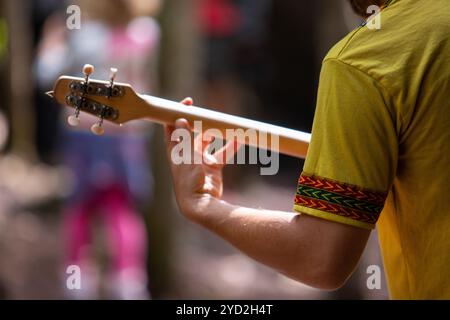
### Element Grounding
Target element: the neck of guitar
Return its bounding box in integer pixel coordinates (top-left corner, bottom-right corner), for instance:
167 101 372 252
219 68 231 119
139 94 311 159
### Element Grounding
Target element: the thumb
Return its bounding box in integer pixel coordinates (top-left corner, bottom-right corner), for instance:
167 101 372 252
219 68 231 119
174 118 191 130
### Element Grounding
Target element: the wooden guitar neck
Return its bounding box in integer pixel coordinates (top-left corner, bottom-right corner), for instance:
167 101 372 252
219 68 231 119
139 94 311 159
49 67 311 159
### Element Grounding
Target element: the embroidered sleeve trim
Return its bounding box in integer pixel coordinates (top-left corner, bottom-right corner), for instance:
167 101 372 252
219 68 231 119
293 173 388 227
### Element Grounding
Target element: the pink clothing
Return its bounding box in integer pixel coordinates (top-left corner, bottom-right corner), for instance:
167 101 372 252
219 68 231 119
57 17 160 299
64 184 147 273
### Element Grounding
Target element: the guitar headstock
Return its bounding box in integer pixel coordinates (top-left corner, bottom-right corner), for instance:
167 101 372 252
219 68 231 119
48 64 144 135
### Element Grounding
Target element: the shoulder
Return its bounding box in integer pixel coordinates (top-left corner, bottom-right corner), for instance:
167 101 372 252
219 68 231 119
323 0 450 89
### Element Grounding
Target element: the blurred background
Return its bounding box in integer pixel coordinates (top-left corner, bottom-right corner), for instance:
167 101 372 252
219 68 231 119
0 0 388 299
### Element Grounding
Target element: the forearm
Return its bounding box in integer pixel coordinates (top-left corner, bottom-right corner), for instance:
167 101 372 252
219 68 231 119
189 197 369 290
166 116 369 290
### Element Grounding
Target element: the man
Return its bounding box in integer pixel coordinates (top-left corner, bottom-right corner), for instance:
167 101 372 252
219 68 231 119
165 0 450 299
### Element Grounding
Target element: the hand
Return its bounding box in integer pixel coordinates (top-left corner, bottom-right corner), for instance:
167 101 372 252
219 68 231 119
165 98 240 223
164 100 370 291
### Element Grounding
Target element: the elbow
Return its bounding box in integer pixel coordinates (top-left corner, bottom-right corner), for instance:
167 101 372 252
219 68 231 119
289 268 350 291
283 257 355 291
311 268 351 291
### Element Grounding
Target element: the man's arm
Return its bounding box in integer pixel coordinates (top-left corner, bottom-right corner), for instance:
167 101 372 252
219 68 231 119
191 197 370 290
165 99 370 290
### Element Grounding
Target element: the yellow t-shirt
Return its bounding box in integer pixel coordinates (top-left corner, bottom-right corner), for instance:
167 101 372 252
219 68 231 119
293 0 450 299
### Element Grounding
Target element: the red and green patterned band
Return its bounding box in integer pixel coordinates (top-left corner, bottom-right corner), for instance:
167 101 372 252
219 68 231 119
294 174 388 225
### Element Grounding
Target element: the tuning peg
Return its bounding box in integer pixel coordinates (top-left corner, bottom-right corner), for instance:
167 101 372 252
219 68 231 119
83 64 95 83
91 118 105 136
67 114 80 127
109 67 118 82
67 105 81 127
83 64 95 77
107 67 118 98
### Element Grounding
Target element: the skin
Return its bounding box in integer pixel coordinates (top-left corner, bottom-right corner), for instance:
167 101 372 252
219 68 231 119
348 0 388 18
165 98 371 290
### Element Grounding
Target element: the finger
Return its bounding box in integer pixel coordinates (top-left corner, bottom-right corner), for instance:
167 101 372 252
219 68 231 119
165 118 193 163
165 98 194 164
166 97 193 146
214 139 242 167
174 118 191 130
180 97 193 106
165 124 179 164
178 98 196 152
174 118 197 162
194 133 214 153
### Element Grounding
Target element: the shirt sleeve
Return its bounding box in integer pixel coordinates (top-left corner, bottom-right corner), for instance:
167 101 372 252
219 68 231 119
293 58 398 229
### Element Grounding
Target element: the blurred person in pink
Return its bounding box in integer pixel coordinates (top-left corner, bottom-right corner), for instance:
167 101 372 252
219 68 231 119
35 0 162 299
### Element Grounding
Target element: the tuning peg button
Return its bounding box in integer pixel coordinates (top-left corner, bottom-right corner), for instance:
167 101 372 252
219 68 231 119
109 68 118 82
67 115 80 127
83 64 95 77
91 122 105 136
